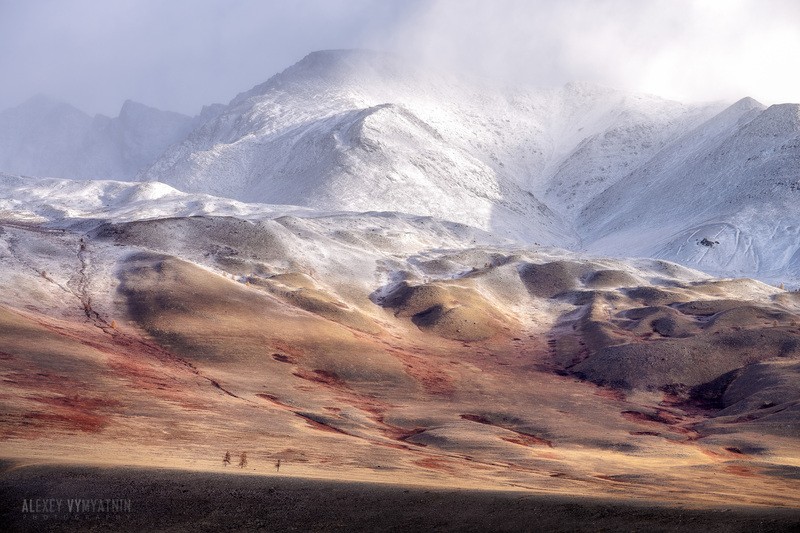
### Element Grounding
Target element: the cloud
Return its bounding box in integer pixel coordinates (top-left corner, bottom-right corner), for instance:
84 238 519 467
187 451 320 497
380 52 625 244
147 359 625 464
378 0 800 104
0 0 798 115
0 0 421 115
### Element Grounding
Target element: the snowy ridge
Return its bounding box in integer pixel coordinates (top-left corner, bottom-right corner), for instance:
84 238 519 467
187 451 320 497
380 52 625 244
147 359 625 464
1 50 798 284
138 50 721 246
0 174 506 251
0 174 319 227
581 100 800 284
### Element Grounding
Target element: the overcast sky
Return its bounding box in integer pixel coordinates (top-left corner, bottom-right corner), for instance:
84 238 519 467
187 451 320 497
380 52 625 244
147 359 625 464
1 0 798 116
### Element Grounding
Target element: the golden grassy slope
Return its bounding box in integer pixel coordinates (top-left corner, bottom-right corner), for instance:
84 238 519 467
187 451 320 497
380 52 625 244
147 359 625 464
1 217 799 508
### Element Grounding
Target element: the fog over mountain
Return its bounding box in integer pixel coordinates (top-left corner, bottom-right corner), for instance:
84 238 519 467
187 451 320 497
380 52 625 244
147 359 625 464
2 1 799 115
1 49 797 284
0 96 194 181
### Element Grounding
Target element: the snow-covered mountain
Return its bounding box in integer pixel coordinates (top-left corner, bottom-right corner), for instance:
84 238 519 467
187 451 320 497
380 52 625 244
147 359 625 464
581 98 800 283
1 49 798 284
137 50 718 244
0 95 194 181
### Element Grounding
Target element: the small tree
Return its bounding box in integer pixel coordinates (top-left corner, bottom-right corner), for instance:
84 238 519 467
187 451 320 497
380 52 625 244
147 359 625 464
275 459 281 472
223 451 231 467
239 451 248 468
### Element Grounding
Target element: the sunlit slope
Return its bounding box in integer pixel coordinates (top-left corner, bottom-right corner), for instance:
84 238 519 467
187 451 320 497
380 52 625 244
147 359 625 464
1 186 799 504
581 100 800 283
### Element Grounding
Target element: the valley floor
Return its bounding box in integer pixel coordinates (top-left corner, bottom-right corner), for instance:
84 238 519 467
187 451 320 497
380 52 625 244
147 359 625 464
2 461 799 532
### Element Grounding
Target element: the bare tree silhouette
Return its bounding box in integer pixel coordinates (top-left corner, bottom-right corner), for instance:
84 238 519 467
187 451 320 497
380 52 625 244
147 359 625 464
223 451 231 467
239 451 248 468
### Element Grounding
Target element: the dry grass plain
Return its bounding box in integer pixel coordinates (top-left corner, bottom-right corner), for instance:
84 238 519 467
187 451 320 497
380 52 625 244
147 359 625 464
1 216 799 530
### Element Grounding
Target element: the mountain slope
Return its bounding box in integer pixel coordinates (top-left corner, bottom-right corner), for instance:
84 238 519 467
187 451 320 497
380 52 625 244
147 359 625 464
581 99 800 283
139 50 716 244
540 85 716 212
0 96 194 181
0 95 93 178
2 50 798 284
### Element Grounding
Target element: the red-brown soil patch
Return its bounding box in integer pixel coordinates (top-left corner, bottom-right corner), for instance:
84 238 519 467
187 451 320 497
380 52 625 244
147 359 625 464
594 387 627 401
294 412 350 435
292 369 349 388
271 353 295 364
725 464 757 477
460 414 492 424
621 410 681 425
502 434 553 447
699 449 725 459
393 427 428 442
24 410 107 433
27 394 119 410
256 393 293 409
267 339 306 363
382 343 456 395
334 395 386 417
461 414 554 447
412 457 458 473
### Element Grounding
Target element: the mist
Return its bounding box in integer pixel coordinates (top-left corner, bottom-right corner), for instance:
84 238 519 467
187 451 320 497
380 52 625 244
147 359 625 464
1 0 798 116
0 0 421 115
380 0 800 105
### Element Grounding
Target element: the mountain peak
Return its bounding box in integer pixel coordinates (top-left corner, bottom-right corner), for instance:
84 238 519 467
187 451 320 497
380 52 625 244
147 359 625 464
728 96 766 113
231 49 412 106
22 93 61 107
705 96 767 128
277 49 398 84
119 99 151 117
562 80 615 97
296 48 392 68
117 99 191 127
9 94 85 116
